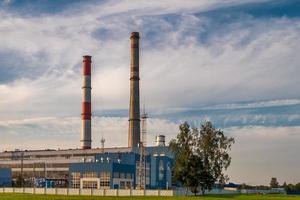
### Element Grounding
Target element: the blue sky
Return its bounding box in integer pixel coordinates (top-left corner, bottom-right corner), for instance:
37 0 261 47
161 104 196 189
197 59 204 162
0 0 299 185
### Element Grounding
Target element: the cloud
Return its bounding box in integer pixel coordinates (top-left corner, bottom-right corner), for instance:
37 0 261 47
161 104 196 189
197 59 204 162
0 0 299 118
202 99 300 110
0 116 178 151
226 125 300 140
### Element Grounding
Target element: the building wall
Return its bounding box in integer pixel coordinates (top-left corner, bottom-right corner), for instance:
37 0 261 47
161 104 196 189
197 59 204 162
0 146 174 189
0 168 12 187
69 160 135 189
150 155 172 189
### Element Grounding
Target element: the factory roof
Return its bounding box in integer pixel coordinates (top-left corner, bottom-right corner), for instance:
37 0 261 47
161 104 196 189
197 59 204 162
0 146 171 160
0 147 132 159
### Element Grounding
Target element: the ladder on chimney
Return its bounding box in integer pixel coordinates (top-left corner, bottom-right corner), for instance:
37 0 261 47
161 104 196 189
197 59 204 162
138 110 148 189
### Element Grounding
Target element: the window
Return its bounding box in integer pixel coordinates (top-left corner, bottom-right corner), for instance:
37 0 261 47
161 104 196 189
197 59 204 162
100 172 110 179
71 172 81 179
126 181 131 189
100 172 110 188
159 160 164 181
82 181 97 189
82 171 97 178
120 181 125 189
71 172 80 188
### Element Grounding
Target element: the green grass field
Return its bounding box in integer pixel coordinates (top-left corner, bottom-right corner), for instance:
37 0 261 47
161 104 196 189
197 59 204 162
0 194 299 200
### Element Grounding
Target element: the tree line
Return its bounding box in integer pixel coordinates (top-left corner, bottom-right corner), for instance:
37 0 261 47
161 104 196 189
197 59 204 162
239 177 300 192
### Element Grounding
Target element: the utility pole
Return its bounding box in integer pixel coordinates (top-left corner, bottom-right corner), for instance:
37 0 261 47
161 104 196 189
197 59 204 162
20 151 24 187
44 162 47 188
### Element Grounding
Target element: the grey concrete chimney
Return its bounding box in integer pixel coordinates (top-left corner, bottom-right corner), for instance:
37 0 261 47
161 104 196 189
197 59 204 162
128 32 141 148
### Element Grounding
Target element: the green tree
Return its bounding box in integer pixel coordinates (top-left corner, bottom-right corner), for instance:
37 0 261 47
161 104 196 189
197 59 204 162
170 121 234 195
270 177 279 188
169 122 194 195
15 174 25 187
283 182 288 192
295 183 300 191
196 122 234 194
186 154 204 195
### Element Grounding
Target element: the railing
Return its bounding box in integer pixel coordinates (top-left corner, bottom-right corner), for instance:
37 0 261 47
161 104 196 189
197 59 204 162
0 187 174 196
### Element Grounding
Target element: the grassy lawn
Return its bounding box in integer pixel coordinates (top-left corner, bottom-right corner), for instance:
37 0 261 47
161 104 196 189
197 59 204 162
0 194 299 200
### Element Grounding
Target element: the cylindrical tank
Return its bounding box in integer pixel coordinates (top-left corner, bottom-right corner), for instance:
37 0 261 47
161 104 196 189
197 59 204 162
155 135 166 146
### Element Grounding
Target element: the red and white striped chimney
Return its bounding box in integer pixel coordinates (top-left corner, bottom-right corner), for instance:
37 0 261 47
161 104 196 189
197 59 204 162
81 55 92 149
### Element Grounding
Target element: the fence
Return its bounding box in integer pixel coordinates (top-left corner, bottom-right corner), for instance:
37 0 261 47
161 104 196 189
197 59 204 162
0 187 174 196
240 189 286 194
175 188 240 196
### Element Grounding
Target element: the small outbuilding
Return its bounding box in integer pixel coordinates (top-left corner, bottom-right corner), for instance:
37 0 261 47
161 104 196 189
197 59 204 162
224 182 239 191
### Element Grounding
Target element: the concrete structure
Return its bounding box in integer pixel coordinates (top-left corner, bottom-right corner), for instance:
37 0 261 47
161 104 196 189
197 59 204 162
81 55 92 149
0 168 11 187
0 187 174 196
128 32 141 148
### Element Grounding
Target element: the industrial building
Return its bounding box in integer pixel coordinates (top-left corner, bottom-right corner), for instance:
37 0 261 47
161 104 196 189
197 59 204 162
0 32 174 190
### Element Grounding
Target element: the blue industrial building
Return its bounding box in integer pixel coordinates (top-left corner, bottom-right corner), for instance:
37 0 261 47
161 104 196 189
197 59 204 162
0 140 174 189
69 146 173 189
0 168 12 187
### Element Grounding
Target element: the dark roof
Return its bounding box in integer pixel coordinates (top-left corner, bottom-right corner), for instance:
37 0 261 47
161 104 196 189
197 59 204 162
224 182 239 188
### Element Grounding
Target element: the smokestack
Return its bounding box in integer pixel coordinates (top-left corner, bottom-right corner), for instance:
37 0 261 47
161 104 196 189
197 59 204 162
128 32 141 148
81 55 92 149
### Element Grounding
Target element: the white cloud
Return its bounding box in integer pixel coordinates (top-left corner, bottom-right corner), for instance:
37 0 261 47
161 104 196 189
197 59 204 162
0 116 178 151
226 125 300 140
72 0 272 18
202 99 300 110
0 1 299 117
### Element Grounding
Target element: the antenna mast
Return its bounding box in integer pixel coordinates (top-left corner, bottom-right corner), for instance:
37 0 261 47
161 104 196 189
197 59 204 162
138 107 148 189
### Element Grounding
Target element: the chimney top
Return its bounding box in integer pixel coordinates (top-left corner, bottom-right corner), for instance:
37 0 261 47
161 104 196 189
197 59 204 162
83 55 92 59
130 32 140 39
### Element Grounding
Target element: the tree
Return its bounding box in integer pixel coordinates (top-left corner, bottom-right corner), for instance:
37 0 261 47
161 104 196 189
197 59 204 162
283 182 288 191
186 154 204 195
196 122 235 194
270 177 279 188
169 122 194 195
15 174 25 187
170 121 235 195
295 183 300 191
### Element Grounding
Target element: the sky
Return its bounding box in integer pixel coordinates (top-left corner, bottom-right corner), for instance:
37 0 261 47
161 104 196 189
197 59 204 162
0 0 299 185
